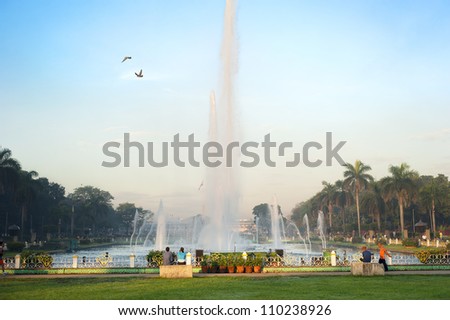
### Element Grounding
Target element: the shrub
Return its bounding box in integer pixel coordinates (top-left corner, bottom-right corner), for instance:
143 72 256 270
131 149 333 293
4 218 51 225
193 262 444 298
146 250 163 267
6 241 25 252
402 238 419 247
21 250 53 269
352 236 363 244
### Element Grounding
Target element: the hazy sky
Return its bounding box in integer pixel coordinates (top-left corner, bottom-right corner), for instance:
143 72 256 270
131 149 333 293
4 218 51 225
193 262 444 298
1 0 450 219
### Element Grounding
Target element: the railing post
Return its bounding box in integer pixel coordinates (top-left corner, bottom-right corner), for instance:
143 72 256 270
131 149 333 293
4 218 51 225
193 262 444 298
72 255 78 268
331 251 336 266
130 254 135 268
186 252 192 265
14 254 21 269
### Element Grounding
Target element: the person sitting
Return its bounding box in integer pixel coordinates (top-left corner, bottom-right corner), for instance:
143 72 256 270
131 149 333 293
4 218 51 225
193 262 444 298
163 247 174 265
360 246 372 263
177 247 186 265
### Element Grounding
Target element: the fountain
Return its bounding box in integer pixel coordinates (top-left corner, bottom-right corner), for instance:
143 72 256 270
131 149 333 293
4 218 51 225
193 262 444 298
303 214 312 254
317 210 327 249
197 0 240 252
154 200 167 250
129 209 139 249
270 196 282 249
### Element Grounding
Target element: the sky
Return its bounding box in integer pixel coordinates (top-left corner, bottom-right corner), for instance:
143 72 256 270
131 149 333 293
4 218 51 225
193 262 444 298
1 0 450 219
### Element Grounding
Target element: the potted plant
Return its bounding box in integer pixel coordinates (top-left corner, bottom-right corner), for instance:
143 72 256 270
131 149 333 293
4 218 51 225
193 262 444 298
243 256 254 273
227 255 236 273
200 257 209 273
235 256 245 273
253 257 263 273
218 254 228 273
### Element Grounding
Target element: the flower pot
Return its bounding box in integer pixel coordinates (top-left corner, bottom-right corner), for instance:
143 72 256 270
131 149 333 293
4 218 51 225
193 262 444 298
236 265 245 273
245 266 253 273
253 265 261 273
219 266 228 273
227 266 235 273
201 266 208 273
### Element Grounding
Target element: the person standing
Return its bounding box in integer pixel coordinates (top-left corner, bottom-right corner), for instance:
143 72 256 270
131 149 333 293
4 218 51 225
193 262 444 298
377 242 391 271
163 247 173 265
0 241 6 275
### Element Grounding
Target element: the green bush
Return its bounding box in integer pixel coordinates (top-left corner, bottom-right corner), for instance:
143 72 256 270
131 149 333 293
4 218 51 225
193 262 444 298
5 241 25 252
352 236 363 244
146 250 163 267
402 238 419 247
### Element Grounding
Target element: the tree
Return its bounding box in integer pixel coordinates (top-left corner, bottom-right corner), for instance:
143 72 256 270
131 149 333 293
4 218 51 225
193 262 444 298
343 160 374 237
419 174 449 237
318 181 336 230
380 163 419 238
333 179 353 233
252 203 270 241
15 170 39 240
68 186 114 234
0 147 21 195
360 181 385 231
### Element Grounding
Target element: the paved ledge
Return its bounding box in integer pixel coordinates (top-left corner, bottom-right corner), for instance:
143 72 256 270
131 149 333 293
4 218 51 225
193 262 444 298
159 265 193 278
351 262 385 276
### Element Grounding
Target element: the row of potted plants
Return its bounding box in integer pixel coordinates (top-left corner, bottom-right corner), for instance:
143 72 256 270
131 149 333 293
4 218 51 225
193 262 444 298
200 253 265 273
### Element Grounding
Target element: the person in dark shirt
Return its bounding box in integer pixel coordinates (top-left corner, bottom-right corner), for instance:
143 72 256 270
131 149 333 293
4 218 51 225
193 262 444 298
360 245 372 262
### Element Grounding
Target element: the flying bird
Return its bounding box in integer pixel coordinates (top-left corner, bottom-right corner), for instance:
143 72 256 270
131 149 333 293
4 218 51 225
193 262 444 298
198 180 204 191
135 69 143 78
121 56 132 63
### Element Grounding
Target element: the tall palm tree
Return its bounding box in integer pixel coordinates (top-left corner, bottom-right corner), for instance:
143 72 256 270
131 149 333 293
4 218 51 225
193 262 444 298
0 147 22 195
360 181 385 231
343 160 374 237
318 181 336 230
380 163 418 238
15 170 39 240
419 175 448 237
333 179 353 233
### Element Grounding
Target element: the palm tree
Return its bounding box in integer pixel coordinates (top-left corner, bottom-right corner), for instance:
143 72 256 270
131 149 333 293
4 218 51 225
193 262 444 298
419 174 448 237
343 160 374 237
360 181 385 231
333 179 353 233
380 163 418 238
15 170 39 240
0 147 22 195
318 181 336 230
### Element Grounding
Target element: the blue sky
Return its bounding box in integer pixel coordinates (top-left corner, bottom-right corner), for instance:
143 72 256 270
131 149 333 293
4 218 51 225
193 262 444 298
1 0 450 218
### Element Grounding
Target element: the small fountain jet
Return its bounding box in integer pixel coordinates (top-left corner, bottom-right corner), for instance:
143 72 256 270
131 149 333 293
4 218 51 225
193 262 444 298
135 69 143 78
121 56 132 63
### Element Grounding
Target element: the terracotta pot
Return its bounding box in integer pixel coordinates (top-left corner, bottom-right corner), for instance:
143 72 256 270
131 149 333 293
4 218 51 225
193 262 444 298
236 265 245 273
227 266 235 273
245 266 253 273
253 266 261 273
201 266 208 273
219 266 227 273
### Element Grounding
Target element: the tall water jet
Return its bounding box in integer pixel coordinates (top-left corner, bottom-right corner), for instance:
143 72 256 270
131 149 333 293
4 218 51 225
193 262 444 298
199 0 240 251
129 209 139 249
270 196 282 249
303 214 312 255
317 210 327 249
154 200 166 250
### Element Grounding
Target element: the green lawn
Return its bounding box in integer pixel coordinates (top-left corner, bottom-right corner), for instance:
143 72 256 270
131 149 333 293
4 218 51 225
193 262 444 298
1 275 449 299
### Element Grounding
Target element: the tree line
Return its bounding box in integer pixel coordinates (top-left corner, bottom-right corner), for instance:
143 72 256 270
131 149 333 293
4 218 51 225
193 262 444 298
0 147 151 241
290 160 450 239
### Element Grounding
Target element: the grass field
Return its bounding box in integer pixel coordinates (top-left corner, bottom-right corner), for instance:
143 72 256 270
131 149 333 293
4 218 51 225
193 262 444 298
1 275 449 300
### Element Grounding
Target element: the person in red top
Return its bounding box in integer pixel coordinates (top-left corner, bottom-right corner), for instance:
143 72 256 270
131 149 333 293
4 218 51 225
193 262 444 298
377 242 391 271
0 241 6 275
